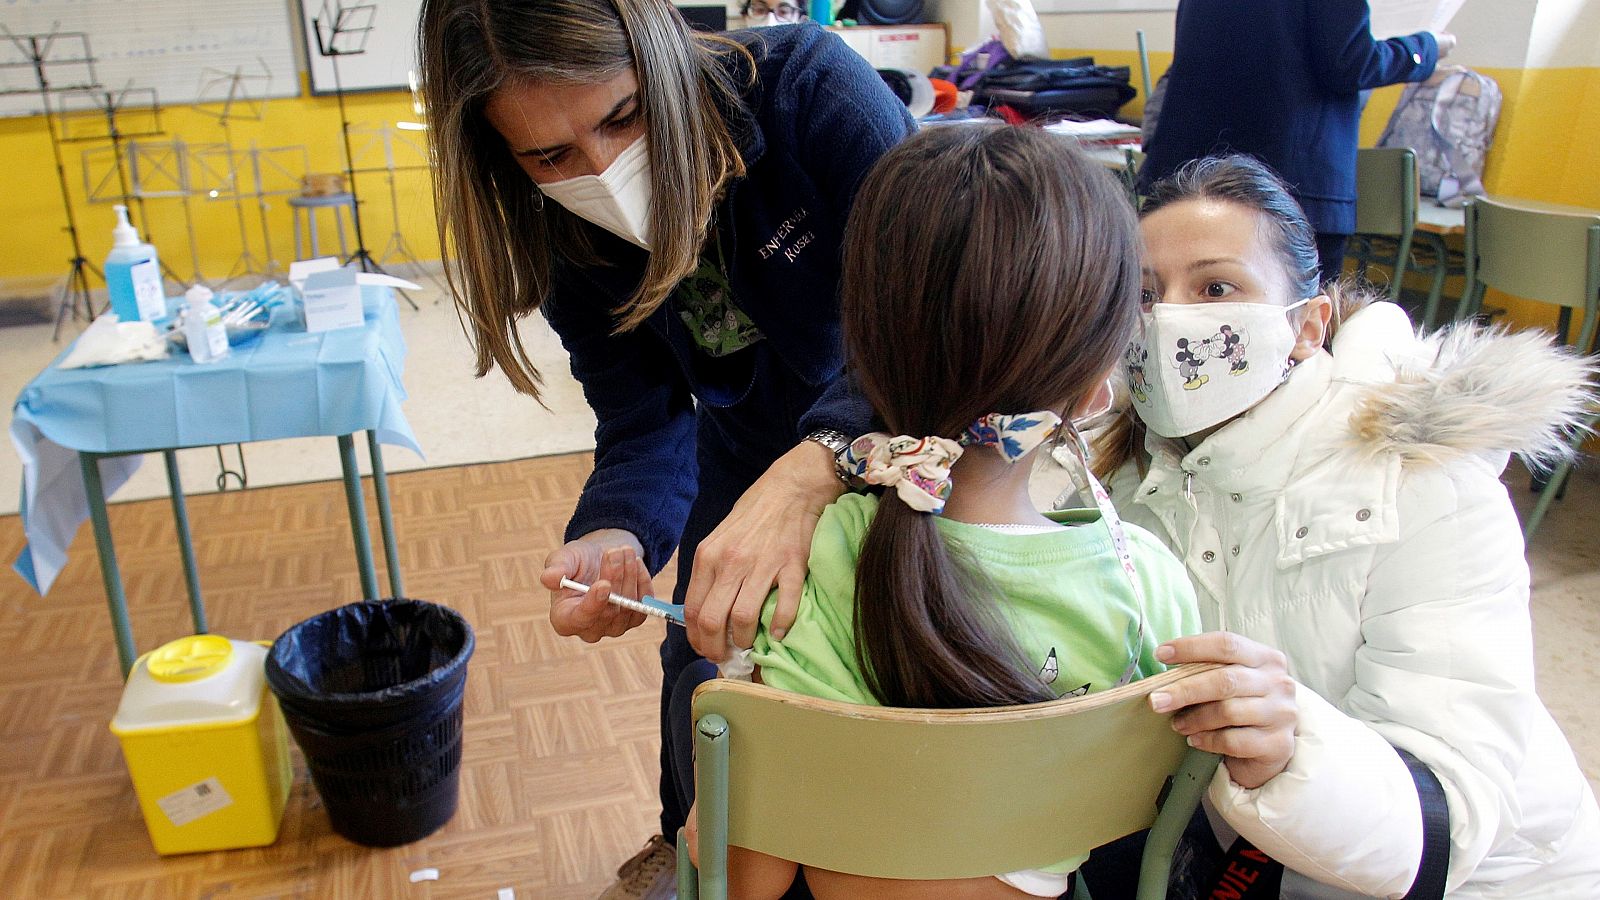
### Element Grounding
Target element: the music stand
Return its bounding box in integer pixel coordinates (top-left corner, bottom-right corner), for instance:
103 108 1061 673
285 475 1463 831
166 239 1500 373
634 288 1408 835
351 123 443 293
57 85 185 287
0 28 104 339
311 2 419 309
194 60 275 281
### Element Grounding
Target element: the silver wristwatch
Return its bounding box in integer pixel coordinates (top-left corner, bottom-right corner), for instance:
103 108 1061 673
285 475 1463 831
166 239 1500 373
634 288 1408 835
805 428 855 487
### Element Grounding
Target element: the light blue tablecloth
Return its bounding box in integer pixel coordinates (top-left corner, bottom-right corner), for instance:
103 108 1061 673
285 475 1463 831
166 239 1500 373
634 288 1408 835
11 286 421 594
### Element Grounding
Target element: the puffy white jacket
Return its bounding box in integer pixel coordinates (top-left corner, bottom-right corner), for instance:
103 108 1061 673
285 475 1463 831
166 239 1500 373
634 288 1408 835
1107 303 1600 898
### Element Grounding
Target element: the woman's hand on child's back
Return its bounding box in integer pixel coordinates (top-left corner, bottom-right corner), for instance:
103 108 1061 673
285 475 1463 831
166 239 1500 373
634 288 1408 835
542 530 652 642
1149 632 1298 789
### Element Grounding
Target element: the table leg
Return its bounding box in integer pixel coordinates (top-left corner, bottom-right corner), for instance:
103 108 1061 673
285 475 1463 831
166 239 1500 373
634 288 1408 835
366 431 405 599
81 453 136 677
163 451 207 634
338 434 381 601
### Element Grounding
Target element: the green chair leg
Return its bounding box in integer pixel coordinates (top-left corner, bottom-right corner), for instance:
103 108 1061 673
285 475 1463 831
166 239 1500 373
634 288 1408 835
1390 230 1416 302
1419 233 1451 329
1138 749 1221 900
694 714 731 900
677 828 699 900
1523 412 1598 541
1071 870 1094 900
1523 459 1571 541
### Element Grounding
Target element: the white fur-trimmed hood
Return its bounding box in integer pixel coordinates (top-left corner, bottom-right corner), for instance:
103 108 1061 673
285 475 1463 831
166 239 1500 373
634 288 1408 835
1341 304 1598 469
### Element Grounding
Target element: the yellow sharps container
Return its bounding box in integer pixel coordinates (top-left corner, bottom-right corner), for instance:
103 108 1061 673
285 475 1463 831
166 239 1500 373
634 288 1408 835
110 635 292 855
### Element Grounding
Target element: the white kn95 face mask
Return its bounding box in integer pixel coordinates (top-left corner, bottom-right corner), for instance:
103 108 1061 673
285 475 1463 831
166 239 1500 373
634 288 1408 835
537 136 653 250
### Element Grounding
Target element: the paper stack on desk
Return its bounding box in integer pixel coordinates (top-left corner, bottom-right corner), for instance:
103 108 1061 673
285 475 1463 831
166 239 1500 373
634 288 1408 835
1043 118 1142 146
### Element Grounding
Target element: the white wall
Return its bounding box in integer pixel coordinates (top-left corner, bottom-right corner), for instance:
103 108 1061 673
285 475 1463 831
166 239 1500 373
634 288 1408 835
925 0 1173 52
1450 0 1541 69
1525 0 1600 68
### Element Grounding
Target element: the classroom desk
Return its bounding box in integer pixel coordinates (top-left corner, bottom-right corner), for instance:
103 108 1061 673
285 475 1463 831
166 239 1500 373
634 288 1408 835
1410 196 1600 326
1416 198 1466 236
11 287 420 675
1407 200 1466 324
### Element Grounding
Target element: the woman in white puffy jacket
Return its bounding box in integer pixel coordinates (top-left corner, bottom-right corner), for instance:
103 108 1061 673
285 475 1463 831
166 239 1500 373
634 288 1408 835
1089 155 1599 898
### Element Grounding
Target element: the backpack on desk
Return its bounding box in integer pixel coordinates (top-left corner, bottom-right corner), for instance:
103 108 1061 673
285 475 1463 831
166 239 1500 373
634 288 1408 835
1378 67 1502 208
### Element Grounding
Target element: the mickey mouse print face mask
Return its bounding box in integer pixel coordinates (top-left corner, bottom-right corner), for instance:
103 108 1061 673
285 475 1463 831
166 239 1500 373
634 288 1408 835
1127 299 1308 438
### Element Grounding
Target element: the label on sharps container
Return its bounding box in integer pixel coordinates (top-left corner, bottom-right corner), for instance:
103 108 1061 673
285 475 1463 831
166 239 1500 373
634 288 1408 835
130 258 165 321
157 777 233 827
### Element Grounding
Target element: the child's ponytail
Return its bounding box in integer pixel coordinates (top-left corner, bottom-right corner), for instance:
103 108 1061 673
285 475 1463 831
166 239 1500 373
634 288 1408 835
853 491 1055 708
838 124 1143 709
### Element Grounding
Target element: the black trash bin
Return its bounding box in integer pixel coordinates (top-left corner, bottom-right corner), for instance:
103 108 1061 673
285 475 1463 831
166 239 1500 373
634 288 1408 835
266 599 475 847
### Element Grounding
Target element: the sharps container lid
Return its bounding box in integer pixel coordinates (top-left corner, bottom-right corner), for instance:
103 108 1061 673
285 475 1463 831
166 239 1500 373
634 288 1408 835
111 636 269 734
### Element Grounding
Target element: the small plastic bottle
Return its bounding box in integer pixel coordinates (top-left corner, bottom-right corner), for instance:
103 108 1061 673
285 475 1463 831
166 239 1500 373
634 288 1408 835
183 285 230 365
104 205 166 322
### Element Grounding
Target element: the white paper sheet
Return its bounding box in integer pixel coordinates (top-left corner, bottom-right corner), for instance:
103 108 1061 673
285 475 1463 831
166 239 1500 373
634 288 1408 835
287 256 342 295
1369 0 1465 40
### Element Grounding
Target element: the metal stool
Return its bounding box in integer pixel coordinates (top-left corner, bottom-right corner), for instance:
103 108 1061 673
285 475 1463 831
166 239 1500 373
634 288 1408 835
288 192 355 260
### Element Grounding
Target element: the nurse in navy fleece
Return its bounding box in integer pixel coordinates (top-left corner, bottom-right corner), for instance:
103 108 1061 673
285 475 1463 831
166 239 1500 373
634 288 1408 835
1141 0 1454 276
419 0 911 890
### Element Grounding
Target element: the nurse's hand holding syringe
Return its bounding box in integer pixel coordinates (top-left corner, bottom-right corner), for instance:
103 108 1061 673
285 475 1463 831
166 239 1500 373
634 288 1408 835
542 538 664 641
559 577 684 626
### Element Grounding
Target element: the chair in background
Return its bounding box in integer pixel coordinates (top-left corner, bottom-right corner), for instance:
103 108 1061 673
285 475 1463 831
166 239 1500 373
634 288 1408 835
1122 148 1146 208
288 192 356 261
678 663 1221 900
1350 148 1418 298
1458 197 1600 539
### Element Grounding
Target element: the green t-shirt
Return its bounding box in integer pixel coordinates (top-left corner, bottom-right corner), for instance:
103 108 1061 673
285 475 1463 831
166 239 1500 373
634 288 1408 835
751 493 1201 707
747 493 1202 877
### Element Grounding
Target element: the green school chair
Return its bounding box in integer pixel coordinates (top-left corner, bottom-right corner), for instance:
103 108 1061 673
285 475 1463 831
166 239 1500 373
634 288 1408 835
678 663 1223 900
1122 148 1147 208
1458 196 1600 539
1350 148 1424 305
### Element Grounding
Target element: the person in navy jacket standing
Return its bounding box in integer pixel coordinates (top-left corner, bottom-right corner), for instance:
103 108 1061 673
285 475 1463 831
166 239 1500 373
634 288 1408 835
1141 0 1454 276
419 1 912 895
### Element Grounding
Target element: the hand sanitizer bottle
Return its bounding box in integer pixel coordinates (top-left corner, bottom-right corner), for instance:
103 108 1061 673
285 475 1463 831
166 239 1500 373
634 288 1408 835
184 285 230 364
105 205 166 322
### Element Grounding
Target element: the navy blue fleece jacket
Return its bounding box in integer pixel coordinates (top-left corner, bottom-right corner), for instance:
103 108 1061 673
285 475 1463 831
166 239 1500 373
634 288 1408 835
541 23 913 572
1142 0 1438 235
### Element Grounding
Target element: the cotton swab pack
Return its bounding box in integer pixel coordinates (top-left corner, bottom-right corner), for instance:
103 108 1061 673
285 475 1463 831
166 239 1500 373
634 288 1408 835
559 578 686 626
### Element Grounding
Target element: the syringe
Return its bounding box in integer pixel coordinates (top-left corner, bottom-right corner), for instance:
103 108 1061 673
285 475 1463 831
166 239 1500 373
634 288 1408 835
559 578 686 627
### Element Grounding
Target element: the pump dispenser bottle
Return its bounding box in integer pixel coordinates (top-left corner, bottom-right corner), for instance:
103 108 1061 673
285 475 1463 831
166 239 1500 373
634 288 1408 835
104 205 166 322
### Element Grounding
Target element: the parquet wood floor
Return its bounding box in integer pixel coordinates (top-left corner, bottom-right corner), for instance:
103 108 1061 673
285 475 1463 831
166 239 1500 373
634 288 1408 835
0 452 669 899
2 452 1596 899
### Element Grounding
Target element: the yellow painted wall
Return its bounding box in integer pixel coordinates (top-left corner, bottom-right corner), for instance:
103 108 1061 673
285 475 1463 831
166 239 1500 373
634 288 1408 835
5 36 1598 339
0 80 437 286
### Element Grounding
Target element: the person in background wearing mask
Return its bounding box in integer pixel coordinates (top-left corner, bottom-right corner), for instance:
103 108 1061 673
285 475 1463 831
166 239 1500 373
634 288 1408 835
1086 156 1600 898
742 0 807 28
418 2 912 897
1141 0 1454 277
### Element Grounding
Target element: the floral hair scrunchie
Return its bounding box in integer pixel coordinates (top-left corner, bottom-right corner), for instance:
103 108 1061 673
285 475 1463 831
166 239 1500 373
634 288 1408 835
839 411 1063 514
